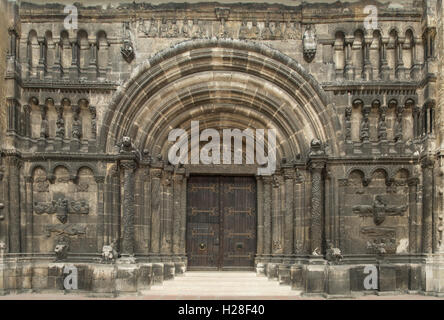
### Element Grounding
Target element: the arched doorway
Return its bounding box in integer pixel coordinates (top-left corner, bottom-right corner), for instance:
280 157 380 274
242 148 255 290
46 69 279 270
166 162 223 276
100 39 341 269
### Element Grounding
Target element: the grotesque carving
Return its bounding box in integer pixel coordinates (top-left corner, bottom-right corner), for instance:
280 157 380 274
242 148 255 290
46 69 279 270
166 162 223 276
117 136 142 160
101 240 118 263
309 139 325 156
353 195 407 225
54 237 69 261
303 25 317 62
121 39 135 63
325 243 343 263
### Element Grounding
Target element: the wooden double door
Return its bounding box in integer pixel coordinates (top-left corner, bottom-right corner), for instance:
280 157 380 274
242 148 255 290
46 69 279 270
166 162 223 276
186 176 257 270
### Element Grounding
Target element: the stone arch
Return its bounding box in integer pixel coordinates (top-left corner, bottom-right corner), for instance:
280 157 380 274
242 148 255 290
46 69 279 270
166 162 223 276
100 39 342 163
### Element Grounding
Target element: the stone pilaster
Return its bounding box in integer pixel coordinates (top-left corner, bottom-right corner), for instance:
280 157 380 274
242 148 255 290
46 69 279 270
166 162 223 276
5 155 22 253
95 176 105 253
24 176 33 253
120 160 136 256
422 157 434 253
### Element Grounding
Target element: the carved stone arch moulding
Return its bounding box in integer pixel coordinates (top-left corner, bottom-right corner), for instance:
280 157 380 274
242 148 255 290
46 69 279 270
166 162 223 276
99 39 343 164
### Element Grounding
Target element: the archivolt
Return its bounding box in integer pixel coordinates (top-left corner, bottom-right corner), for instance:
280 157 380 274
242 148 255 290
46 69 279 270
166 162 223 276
100 39 343 160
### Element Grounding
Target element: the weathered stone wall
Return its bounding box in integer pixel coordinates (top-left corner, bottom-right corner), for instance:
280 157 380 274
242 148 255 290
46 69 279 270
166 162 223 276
0 0 443 297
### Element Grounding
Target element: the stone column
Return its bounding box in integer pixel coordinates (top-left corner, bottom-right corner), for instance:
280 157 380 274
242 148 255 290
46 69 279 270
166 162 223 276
283 168 294 255
344 38 354 80
37 38 46 78
179 175 187 256
172 174 184 255
263 176 272 255
6 156 22 253
22 105 31 139
88 41 98 80
95 176 105 252
310 162 325 254
396 37 406 80
161 168 173 254
70 40 79 80
293 171 305 254
362 38 373 80
120 160 136 256
52 41 62 79
256 176 264 256
271 175 282 254
413 106 420 139
6 98 20 135
422 157 434 253
380 38 390 80
150 168 162 254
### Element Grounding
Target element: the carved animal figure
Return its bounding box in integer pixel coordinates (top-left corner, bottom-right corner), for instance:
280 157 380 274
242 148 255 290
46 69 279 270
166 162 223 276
101 240 118 263
54 243 69 261
326 244 343 263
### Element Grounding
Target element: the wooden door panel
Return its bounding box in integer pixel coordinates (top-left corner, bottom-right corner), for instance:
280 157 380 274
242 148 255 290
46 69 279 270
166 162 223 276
186 176 256 270
186 176 220 269
221 176 257 269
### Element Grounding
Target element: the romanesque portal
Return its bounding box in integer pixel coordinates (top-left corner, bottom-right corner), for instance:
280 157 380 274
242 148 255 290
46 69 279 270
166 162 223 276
0 0 443 297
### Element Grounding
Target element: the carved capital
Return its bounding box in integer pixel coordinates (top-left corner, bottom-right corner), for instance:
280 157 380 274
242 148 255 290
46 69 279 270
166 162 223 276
422 157 435 169
310 161 325 171
150 168 162 179
120 160 136 171
94 176 105 184
408 177 419 186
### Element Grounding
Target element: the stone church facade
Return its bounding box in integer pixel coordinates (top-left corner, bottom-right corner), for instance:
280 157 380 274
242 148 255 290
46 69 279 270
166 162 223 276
0 0 443 297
